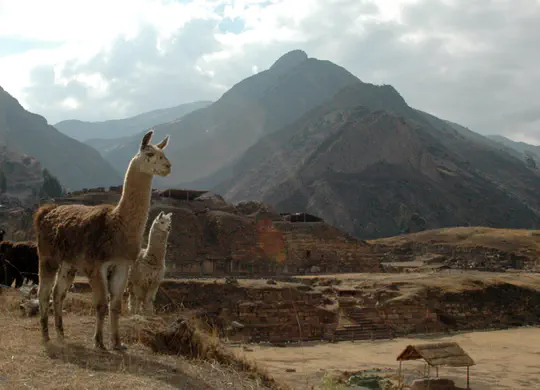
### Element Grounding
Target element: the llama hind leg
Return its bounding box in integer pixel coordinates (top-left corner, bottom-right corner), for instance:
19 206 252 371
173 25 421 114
38 257 59 343
89 268 108 350
53 263 77 341
108 263 129 350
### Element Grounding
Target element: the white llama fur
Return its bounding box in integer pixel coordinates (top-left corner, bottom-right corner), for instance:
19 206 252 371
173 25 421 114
127 211 172 315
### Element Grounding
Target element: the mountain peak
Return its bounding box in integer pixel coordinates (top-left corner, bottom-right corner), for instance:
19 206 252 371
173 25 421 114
270 50 308 72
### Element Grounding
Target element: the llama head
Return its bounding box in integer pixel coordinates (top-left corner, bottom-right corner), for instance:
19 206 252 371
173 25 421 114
154 211 173 233
133 129 172 176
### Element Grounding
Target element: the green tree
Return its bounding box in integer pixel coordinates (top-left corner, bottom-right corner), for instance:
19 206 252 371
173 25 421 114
39 169 63 198
0 169 6 193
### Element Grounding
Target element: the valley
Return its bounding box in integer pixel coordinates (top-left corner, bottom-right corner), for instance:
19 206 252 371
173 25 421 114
1 48 539 390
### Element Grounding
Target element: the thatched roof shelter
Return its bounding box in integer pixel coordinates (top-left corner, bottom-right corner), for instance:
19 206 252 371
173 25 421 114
396 342 475 389
397 342 475 367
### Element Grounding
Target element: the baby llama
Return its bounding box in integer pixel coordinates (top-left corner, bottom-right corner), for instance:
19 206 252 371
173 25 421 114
33 130 171 350
127 211 172 315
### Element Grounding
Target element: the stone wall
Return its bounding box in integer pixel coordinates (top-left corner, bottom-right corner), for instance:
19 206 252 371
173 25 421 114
274 222 379 274
69 276 540 344
155 280 337 343
40 190 379 277
330 281 540 341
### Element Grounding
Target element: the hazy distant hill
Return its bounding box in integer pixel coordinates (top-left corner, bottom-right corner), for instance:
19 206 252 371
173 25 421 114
0 86 121 190
92 50 362 187
488 134 540 160
55 100 212 142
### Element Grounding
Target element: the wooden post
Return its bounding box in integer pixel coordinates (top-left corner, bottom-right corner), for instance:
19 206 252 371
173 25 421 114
436 366 439 377
398 361 402 387
467 366 470 390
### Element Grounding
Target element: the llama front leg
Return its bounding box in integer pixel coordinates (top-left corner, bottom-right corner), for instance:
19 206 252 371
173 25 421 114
143 283 160 316
108 263 129 350
127 290 137 315
142 292 154 316
53 263 77 342
38 257 58 343
89 269 108 350
127 282 141 315
129 284 145 315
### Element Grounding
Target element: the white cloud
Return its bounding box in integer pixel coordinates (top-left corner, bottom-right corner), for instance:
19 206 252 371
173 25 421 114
0 0 539 145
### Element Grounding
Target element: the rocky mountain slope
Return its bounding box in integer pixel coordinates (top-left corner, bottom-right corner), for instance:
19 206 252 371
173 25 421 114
55 100 211 142
216 80 540 239
93 50 361 187
488 134 540 163
0 86 121 190
0 146 44 207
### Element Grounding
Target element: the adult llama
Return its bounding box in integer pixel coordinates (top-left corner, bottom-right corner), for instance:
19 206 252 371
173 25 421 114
127 211 172 315
34 130 171 350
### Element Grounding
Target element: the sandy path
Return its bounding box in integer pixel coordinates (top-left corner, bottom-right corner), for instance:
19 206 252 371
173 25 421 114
235 327 540 389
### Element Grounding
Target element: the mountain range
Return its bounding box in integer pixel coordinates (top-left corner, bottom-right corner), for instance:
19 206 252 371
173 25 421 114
0 86 121 190
214 81 540 238
4 50 540 239
55 100 212 142
72 50 363 188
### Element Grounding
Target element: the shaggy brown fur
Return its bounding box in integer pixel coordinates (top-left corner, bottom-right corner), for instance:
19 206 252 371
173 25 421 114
34 130 171 350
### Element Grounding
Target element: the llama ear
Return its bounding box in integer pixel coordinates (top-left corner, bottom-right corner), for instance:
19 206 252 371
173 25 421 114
141 129 154 149
156 135 169 150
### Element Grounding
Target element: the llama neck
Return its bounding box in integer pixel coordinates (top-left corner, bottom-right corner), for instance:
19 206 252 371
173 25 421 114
145 228 169 264
115 160 153 238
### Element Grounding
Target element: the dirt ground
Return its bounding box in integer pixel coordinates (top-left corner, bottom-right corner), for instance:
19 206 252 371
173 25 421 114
236 327 540 389
0 292 280 390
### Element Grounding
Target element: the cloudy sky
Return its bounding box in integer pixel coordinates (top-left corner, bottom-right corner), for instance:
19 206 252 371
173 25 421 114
0 0 539 144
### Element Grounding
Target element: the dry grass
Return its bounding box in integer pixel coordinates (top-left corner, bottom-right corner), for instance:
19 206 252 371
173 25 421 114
369 226 540 254
139 316 287 390
72 276 303 291
0 290 285 390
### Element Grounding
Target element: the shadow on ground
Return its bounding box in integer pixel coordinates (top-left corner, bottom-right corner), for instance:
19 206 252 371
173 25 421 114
45 341 213 389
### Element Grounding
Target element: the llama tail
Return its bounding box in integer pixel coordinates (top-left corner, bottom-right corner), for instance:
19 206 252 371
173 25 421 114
33 203 58 233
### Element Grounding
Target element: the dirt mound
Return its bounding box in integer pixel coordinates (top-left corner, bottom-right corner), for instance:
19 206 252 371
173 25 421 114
140 317 288 390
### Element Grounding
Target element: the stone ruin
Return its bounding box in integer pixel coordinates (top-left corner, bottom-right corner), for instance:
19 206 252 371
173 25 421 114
41 188 380 278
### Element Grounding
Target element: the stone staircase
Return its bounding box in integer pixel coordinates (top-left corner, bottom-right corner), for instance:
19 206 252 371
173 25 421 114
332 307 394 342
